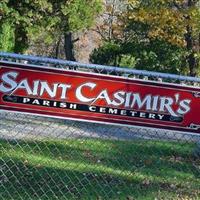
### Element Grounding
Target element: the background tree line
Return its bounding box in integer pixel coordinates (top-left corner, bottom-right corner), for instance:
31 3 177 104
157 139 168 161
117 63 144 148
0 0 200 76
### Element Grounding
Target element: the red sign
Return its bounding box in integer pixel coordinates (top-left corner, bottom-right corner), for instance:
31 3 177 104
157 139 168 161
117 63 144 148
0 61 200 134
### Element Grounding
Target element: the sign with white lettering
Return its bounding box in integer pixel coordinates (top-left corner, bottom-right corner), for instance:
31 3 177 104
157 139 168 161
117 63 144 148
0 61 200 133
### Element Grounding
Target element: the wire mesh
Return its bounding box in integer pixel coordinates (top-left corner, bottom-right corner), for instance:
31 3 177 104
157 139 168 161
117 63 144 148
0 53 200 200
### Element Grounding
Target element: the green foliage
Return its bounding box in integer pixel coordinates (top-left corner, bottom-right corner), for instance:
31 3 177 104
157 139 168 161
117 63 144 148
90 37 187 74
63 0 102 31
90 0 196 75
0 0 102 53
0 0 53 53
0 21 14 52
127 0 200 47
90 42 122 66
132 39 188 74
90 42 137 68
126 0 200 75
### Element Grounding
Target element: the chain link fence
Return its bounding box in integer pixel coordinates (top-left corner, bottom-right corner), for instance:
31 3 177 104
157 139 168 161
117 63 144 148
0 53 200 200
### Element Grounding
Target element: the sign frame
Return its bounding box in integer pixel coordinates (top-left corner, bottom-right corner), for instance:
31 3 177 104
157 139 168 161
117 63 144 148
0 61 200 134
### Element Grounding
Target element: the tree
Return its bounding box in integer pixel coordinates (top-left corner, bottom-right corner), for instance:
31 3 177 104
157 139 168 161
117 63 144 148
90 0 200 76
0 0 103 60
126 0 200 76
0 0 53 53
90 39 187 74
47 0 102 60
94 0 126 42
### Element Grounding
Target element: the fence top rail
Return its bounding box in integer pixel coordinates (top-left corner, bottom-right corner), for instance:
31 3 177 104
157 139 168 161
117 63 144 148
0 51 200 83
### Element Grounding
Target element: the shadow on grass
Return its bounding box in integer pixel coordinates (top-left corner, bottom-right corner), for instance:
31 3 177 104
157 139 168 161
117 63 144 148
1 138 200 200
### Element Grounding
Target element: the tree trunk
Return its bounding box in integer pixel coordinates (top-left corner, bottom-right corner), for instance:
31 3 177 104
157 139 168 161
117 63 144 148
185 0 198 77
188 51 197 76
14 27 28 54
55 38 61 59
64 32 76 61
185 24 197 76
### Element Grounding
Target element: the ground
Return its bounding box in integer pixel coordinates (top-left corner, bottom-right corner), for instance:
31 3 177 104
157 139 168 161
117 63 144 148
1 138 200 200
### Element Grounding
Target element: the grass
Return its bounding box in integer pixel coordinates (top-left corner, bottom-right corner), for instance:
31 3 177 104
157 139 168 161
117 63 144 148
0 138 200 200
